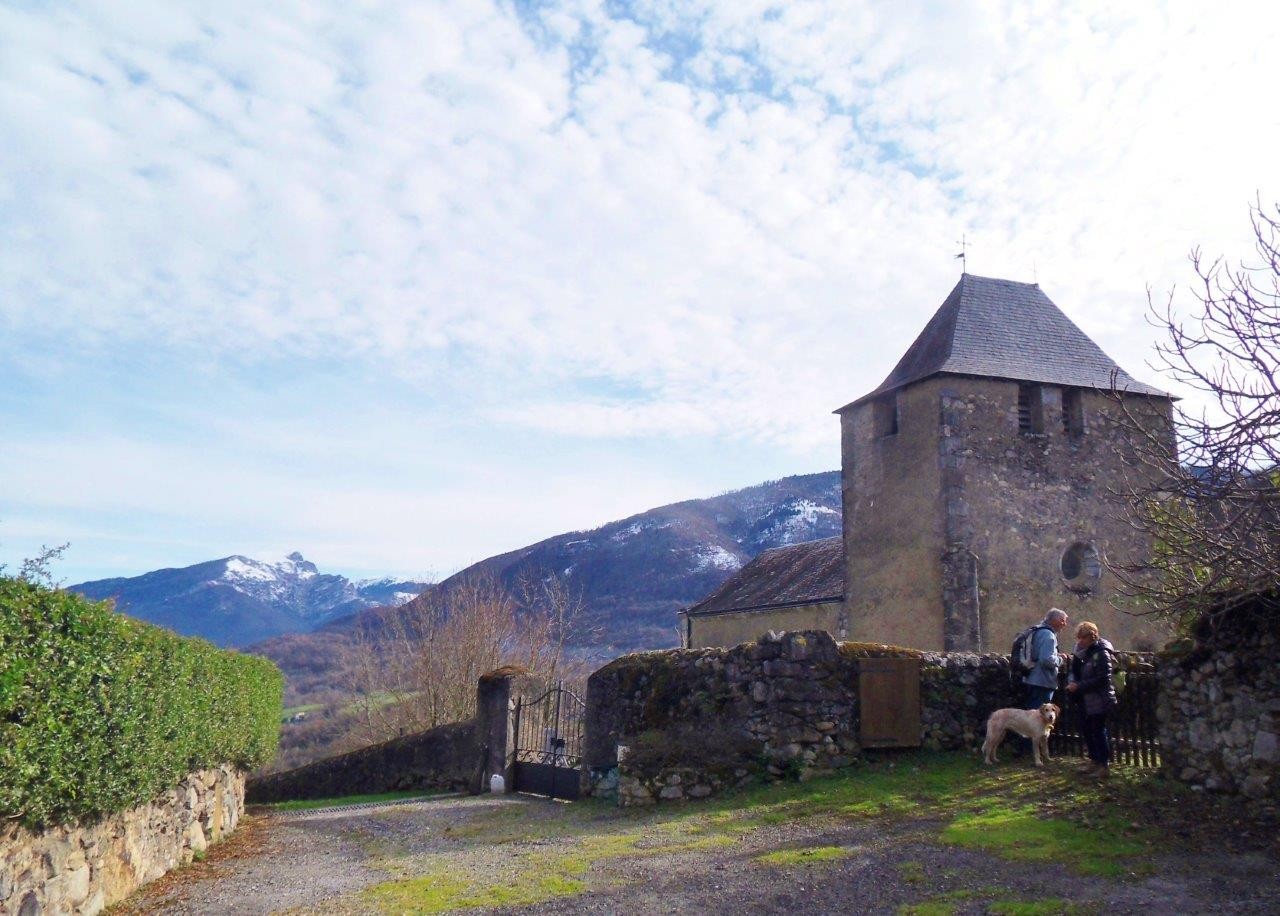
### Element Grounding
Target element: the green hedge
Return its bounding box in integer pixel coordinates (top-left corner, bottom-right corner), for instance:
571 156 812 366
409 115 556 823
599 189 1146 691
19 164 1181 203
0 578 283 828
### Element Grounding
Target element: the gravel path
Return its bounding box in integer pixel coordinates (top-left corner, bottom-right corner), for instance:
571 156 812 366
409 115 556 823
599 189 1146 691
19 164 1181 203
115 795 524 915
117 781 1280 915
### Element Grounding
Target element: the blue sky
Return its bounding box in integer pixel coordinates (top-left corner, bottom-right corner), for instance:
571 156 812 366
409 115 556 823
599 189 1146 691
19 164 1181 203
2 0 1277 584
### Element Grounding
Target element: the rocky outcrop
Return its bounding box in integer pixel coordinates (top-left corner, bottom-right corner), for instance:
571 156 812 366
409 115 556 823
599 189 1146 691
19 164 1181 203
0 766 244 916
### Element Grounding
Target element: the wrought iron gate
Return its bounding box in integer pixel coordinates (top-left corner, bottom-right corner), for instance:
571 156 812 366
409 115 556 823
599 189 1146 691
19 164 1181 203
1049 668 1161 767
512 682 585 800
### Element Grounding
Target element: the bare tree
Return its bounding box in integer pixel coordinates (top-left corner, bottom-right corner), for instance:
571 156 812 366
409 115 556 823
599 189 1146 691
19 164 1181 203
513 568 598 687
343 567 592 746
1113 200 1280 631
345 571 518 744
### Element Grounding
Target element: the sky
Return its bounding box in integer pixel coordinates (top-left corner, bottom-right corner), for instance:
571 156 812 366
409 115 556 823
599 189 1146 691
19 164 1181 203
2 0 1277 585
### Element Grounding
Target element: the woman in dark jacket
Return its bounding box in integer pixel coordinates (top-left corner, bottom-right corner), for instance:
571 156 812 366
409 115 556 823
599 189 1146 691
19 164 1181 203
1066 621 1117 778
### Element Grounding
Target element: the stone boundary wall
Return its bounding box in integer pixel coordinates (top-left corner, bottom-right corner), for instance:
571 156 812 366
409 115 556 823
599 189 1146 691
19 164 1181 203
246 667 539 806
1159 621 1280 800
1 766 243 916
246 720 480 804
588 630 1019 804
618 763 754 807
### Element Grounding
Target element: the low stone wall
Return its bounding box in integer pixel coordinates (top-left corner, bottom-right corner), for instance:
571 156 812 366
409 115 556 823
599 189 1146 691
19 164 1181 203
1 766 243 916
1159 621 1280 800
586 630 1018 803
618 764 755 807
247 720 479 804
919 650 1018 750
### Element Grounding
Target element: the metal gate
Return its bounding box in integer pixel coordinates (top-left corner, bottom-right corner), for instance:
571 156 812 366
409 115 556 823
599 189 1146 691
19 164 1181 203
512 682 585 800
1050 668 1161 767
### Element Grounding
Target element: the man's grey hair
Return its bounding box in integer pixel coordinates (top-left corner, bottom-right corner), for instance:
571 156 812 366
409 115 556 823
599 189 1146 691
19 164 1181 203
1043 608 1068 625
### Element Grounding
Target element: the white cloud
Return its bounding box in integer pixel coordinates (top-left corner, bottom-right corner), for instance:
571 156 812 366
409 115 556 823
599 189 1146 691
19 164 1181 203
1 0 1276 577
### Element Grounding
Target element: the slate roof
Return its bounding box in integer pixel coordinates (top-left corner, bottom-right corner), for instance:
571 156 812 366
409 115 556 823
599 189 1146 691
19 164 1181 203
838 274 1170 410
685 537 844 617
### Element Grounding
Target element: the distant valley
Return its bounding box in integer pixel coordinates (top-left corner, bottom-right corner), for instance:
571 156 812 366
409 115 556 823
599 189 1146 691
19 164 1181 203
72 470 841 751
251 470 840 714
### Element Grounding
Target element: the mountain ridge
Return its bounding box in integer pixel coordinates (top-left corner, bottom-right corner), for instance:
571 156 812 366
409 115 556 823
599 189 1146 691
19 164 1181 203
259 470 841 676
70 470 841 688
69 552 429 648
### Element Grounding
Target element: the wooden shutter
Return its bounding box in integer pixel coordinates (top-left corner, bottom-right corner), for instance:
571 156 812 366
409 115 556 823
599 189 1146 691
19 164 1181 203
859 657 922 747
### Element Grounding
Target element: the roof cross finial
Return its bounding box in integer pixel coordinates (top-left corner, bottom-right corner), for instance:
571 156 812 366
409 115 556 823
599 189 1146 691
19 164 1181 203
954 234 967 273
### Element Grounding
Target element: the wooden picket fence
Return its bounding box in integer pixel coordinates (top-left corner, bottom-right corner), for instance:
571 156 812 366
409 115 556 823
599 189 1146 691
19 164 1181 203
1049 666 1161 767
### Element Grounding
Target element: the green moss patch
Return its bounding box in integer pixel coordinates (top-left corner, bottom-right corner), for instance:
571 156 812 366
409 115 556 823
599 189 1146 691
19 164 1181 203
898 901 958 916
941 802 1147 877
988 900 1087 915
260 790 440 812
897 860 926 883
364 817 742 914
756 845 852 866
366 870 586 914
899 890 1085 916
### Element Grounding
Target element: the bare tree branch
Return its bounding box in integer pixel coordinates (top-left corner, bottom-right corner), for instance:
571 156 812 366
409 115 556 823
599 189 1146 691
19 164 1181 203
341 566 594 744
1110 199 1280 634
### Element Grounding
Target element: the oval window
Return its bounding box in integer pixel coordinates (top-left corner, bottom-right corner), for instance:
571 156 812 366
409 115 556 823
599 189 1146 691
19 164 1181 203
1060 541 1101 593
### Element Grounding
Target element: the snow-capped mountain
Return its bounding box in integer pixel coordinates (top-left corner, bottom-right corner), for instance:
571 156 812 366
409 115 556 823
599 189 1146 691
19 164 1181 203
357 471 842 653
70 553 429 647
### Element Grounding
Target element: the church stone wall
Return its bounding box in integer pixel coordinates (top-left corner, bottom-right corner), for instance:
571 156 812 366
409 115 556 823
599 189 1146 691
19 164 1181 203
842 378 948 650
584 631 1019 806
844 376 1173 654
942 380 1170 653
687 600 842 649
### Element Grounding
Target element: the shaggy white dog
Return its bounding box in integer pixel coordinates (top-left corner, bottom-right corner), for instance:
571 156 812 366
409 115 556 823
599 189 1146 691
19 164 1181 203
982 703 1061 767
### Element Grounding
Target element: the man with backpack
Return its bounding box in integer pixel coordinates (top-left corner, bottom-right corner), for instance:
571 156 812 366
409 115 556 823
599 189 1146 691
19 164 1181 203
1010 609 1070 752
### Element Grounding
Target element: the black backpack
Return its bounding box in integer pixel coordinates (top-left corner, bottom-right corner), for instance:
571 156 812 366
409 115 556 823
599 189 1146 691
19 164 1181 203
1010 625 1049 674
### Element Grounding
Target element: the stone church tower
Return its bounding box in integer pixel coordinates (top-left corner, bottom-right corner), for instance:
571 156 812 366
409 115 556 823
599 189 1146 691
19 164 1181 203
837 274 1174 653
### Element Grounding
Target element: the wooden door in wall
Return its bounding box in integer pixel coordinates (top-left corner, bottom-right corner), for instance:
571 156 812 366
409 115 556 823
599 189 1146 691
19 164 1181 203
859 657 922 747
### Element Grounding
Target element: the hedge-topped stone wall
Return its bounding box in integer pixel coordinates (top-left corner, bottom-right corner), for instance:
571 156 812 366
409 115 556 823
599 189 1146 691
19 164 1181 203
0 579 282 829
0 579 281 912
587 631 1019 802
1 767 244 916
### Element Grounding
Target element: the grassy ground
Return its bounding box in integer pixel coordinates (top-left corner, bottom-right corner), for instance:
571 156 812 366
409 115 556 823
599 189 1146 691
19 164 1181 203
355 752 1178 913
121 750 1279 914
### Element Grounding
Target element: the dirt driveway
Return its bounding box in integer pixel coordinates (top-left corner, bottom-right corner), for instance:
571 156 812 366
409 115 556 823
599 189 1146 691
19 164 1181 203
118 754 1280 916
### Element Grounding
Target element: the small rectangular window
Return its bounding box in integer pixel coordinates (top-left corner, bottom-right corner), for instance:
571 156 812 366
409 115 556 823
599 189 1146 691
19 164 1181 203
1062 388 1084 439
1017 384 1044 435
873 393 899 438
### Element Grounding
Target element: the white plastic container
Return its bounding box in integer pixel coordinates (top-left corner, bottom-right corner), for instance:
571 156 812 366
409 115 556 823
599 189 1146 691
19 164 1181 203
489 773 505 794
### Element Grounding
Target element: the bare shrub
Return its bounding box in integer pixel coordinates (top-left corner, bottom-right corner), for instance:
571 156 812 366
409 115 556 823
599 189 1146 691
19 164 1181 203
343 569 590 747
